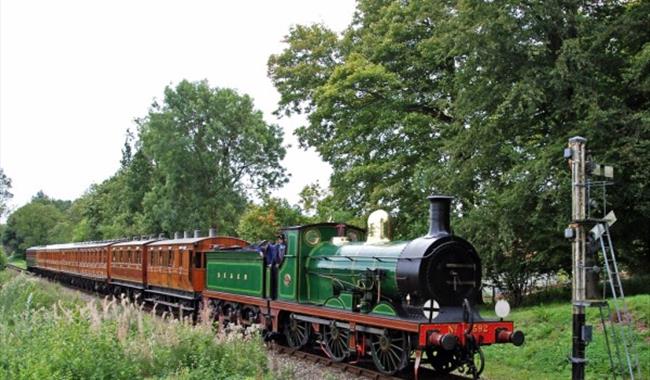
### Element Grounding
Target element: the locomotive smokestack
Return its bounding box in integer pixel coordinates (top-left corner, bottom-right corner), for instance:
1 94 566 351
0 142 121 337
427 195 453 237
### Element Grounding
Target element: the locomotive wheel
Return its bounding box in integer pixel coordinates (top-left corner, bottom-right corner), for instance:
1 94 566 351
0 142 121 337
322 322 350 362
426 346 461 373
220 302 237 325
284 315 310 349
370 330 410 375
240 306 259 325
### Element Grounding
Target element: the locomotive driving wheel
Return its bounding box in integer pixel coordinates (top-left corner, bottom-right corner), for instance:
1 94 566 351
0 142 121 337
426 346 461 373
322 322 350 362
370 329 410 375
284 314 310 349
220 302 237 325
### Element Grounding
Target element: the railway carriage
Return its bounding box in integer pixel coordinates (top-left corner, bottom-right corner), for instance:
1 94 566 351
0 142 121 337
28 241 118 291
144 231 249 312
109 237 162 298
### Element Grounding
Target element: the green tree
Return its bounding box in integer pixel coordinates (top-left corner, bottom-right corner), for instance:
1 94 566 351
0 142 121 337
138 80 287 234
269 0 650 301
0 168 13 217
2 193 68 255
237 197 306 242
298 182 365 227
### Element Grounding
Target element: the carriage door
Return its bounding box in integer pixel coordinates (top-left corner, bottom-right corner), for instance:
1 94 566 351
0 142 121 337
190 249 206 291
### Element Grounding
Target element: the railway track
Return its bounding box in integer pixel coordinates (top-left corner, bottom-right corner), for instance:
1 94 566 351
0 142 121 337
6 264 30 274
271 344 472 380
5 266 473 380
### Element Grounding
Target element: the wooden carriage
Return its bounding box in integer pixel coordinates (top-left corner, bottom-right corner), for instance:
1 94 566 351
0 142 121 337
144 235 249 310
109 238 160 294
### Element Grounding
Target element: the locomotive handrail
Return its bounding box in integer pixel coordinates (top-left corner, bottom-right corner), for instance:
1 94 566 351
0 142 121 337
310 255 397 262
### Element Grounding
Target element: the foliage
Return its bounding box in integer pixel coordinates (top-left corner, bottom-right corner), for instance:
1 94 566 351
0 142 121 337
0 247 6 271
298 182 366 228
2 193 70 255
137 80 288 235
269 0 650 300
0 168 12 217
237 197 307 242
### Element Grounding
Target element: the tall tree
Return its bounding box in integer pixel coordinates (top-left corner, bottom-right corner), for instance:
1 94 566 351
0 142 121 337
138 80 287 234
269 0 650 301
2 193 68 254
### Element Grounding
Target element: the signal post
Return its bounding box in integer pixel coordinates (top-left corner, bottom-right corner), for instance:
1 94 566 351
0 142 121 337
566 136 588 380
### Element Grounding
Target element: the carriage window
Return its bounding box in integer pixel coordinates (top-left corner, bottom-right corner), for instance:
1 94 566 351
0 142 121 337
127 250 132 263
167 250 173 267
193 251 201 268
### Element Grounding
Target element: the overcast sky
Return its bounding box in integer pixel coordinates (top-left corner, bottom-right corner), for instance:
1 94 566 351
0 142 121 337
0 0 356 215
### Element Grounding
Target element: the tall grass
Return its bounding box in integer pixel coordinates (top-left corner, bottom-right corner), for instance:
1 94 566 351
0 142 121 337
0 273 269 379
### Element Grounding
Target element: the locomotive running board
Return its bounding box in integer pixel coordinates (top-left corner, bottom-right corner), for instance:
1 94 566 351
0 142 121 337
269 300 420 333
291 313 386 335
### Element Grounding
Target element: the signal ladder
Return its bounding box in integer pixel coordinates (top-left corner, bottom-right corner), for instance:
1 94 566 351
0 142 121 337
590 220 641 379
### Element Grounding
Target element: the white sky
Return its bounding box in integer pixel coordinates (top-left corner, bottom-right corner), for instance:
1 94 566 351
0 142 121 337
0 0 356 215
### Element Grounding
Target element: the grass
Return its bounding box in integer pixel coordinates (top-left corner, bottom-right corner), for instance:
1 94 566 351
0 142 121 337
479 295 650 379
7 256 27 270
0 270 275 380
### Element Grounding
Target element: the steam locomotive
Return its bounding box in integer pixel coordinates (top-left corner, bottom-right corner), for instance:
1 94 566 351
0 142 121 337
27 195 524 379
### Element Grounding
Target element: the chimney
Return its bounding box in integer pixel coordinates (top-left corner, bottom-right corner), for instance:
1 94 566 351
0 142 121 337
427 195 453 237
174 231 181 239
208 227 217 237
184 231 190 239
194 229 200 238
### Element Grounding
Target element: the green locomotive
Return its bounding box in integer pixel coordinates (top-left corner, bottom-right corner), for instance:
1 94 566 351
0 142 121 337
203 196 523 378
